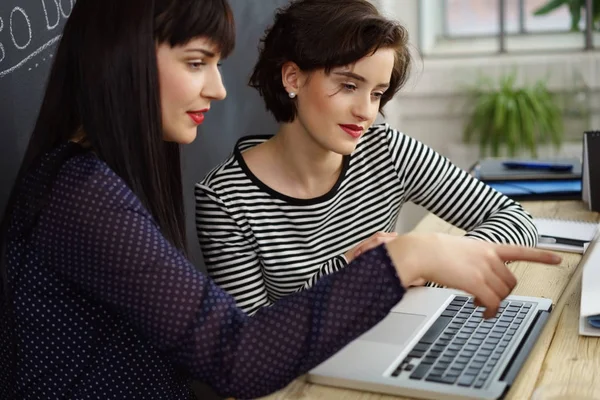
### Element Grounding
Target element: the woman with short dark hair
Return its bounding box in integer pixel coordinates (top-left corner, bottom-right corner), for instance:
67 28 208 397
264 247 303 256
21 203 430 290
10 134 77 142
196 0 539 315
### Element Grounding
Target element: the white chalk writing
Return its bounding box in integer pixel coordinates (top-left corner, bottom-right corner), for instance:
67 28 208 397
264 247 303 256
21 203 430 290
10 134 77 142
0 0 73 78
0 17 4 63
10 8 32 50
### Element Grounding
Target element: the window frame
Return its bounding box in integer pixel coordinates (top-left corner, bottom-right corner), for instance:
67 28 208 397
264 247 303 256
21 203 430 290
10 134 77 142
419 0 596 56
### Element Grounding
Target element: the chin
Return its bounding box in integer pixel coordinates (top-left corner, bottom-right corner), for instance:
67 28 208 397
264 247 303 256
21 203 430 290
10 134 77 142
330 141 358 156
178 132 197 145
165 130 197 145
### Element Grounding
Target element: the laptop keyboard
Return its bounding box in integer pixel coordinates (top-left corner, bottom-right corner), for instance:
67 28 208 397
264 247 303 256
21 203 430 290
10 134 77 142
391 296 534 389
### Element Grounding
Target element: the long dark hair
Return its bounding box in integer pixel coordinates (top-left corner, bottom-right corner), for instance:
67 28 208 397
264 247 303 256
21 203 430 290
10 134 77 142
0 0 234 395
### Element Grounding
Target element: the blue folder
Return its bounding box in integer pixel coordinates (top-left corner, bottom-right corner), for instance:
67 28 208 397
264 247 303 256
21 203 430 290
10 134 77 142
487 179 582 201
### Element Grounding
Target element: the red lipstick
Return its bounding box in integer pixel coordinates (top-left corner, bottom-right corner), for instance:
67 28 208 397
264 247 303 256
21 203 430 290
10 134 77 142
339 124 363 139
187 108 209 125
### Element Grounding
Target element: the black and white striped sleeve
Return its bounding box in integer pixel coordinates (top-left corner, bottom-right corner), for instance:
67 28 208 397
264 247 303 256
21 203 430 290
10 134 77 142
195 184 272 315
383 125 538 246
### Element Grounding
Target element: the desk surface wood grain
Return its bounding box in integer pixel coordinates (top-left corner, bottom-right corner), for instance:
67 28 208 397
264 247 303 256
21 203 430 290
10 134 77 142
259 201 600 400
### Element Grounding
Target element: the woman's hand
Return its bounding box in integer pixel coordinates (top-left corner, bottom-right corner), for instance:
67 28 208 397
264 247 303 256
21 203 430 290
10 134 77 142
345 232 398 262
386 233 561 318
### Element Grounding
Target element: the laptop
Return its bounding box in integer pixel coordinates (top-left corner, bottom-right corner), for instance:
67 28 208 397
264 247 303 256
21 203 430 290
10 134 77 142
309 287 552 399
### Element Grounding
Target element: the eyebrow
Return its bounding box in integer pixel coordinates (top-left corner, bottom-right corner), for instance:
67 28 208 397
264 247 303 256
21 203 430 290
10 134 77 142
184 48 216 58
333 71 389 89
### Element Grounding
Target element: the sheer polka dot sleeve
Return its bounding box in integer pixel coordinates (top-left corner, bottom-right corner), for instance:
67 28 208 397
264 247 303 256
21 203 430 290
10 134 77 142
36 155 405 398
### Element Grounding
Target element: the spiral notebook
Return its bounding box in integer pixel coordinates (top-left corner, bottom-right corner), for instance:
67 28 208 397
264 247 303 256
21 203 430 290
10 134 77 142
534 217 599 254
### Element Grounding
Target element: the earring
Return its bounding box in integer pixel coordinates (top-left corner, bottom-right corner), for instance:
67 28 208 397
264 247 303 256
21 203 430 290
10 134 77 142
288 92 296 99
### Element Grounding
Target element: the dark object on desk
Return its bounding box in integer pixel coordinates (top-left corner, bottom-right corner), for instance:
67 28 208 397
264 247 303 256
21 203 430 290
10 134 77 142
487 179 582 201
473 158 581 182
538 235 587 248
502 161 573 172
582 131 600 212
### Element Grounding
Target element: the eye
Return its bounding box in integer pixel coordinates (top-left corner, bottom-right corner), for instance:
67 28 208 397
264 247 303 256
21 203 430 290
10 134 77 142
372 92 384 99
188 61 206 70
342 83 357 92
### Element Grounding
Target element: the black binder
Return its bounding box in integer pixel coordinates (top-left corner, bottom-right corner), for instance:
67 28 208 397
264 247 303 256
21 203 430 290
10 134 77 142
582 131 600 211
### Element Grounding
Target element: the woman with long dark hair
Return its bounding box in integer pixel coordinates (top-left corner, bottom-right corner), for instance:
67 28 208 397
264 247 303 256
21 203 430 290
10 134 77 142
0 0 559 398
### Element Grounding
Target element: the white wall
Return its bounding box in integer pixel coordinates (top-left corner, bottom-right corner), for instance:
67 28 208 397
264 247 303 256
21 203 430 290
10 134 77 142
371 1 600 233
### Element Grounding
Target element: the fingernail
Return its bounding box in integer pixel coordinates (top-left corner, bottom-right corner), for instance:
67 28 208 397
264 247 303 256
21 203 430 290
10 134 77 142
552 254 562 263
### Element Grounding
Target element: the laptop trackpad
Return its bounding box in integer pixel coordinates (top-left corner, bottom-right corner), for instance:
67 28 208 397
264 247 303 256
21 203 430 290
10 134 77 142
360 313 427 346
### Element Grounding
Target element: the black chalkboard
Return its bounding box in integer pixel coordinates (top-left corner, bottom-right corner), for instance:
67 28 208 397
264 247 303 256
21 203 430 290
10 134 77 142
0 0 73 214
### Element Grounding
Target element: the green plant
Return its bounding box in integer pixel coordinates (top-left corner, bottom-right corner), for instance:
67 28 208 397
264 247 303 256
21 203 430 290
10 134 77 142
463 72 564 158
533 0 600 32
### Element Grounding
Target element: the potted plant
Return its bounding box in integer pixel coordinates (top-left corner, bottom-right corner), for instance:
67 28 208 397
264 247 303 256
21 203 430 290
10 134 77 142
462 72 564 158
533 0 600 32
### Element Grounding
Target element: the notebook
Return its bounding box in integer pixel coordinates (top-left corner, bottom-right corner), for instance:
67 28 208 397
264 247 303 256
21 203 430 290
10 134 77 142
534 217 598 254
487 180 582 201
474 158 582 182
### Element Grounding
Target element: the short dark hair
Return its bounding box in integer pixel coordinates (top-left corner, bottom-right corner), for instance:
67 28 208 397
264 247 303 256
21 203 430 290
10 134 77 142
249 0 411 123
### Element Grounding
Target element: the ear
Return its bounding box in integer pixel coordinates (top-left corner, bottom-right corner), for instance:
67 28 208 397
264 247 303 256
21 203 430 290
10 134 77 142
281 61 303 95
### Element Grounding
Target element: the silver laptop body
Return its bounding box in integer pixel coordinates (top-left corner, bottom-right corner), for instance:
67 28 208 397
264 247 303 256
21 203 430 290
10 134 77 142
309 287 552 400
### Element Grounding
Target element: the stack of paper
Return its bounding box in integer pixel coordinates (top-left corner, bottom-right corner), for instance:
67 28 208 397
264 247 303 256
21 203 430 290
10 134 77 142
534 218 598 254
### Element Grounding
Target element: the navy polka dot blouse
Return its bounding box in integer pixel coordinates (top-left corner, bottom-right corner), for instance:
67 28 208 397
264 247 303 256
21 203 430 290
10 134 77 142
1 143 405 399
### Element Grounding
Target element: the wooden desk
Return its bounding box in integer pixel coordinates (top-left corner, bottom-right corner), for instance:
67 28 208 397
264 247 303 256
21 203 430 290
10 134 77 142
260 201 600 400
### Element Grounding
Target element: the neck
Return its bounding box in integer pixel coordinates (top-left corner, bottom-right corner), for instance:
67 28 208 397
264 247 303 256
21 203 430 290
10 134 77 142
70 127 91 148
268 120 344 193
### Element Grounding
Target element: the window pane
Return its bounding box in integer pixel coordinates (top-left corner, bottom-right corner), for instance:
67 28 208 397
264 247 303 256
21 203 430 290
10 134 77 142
445 0 499 36
435 0 594 54
524 0 581 32
505 0 587 51
504 0 523 33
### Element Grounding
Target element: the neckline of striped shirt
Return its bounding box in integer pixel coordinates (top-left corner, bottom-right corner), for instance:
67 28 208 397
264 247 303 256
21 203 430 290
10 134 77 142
233 135 352 206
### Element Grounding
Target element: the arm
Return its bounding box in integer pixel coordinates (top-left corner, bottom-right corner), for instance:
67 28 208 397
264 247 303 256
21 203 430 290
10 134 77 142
195 184 272 315
43 163 405 399
299 255 348 290
383 124 538 246
195 183 350 302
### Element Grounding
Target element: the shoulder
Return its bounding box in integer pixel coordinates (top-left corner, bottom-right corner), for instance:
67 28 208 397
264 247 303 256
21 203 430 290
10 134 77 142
196 136 268 197
200 151 241 184
357 123 409 148
55 151 147 215
354 123 420 159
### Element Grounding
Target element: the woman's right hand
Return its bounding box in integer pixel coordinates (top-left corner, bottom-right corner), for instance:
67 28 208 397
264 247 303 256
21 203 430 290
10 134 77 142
345 231 398 262
385 233 562 318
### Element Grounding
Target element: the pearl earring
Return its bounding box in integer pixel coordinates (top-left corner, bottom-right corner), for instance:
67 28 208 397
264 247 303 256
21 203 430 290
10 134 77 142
288 92 296 99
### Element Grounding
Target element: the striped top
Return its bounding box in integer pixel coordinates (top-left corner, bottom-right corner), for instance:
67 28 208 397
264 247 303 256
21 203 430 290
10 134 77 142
195 123 538 315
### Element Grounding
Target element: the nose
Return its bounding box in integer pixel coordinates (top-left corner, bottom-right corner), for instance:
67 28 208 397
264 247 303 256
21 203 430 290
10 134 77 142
202 66 227 101
352 93 375 122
